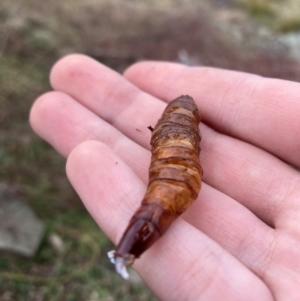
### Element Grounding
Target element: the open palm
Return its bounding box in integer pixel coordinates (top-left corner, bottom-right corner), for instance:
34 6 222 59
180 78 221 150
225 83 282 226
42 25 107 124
30 55 300 301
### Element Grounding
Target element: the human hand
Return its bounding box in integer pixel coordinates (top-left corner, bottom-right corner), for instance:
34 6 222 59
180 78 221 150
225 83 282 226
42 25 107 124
30 54 300 301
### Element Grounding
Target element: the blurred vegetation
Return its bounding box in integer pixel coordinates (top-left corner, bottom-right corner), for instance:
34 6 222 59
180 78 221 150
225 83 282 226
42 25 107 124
237 0 300 32
0 0 300 300
0 210 156 301
237 0 275 19
0 0 157 299
278 17 300 33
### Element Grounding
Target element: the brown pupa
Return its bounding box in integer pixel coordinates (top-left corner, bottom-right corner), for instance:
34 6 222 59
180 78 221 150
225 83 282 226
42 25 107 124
108 95 203 279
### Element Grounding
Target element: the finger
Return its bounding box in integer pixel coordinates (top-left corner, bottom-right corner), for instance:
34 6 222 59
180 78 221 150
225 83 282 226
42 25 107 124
30 90 300 232
261 231 300 301
66 140 273 301
29 91 149 181
189 186 300 300
183 183 274 269
50 54 165 150
201 123 300 230
124 61 300 167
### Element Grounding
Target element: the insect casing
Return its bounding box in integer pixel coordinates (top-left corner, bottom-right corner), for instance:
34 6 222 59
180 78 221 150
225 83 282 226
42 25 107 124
108 95 202 279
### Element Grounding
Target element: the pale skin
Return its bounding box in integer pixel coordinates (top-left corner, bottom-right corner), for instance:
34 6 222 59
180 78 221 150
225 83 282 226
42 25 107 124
30 54 300 301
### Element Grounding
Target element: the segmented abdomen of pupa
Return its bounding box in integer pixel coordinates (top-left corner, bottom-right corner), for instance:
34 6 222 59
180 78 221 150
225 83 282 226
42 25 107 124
147 94 202 214
114 95 203 261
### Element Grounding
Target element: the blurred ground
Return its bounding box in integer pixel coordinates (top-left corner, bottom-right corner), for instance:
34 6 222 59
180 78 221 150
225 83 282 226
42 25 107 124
0 0 300 300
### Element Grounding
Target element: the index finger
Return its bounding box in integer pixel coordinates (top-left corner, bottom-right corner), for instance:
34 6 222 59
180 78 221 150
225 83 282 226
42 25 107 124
124 61 300 167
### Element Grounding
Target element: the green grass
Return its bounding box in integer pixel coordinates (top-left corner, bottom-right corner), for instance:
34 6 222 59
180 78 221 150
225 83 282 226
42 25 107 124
235 0 300 33
236 0 275 19
278 17 300 33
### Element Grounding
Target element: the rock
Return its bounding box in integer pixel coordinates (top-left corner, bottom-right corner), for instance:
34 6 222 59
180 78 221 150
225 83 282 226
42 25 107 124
280 32 300 62
48 233 65 255
0 196 45 257
178 49 202 66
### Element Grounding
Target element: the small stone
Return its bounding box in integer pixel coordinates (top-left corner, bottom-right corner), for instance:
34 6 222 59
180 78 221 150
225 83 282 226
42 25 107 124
0 197 45 257
48 233 65 255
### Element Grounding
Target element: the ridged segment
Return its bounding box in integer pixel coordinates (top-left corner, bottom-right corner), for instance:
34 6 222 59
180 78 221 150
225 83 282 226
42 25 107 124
144 95 202 215
114 95 202 261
